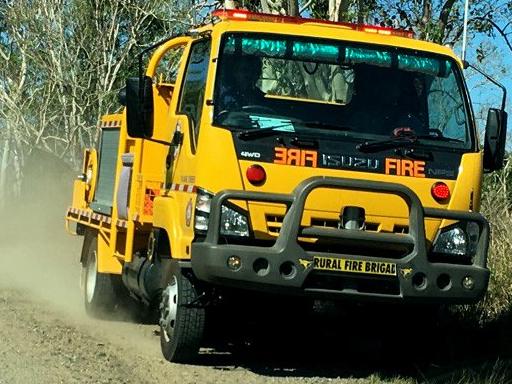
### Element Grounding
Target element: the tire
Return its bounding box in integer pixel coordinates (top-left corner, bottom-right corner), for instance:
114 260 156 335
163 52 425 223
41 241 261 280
81 231 122 318
159 268 205 363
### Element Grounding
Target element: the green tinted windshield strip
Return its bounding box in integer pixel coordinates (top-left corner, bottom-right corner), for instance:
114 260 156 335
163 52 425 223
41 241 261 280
224 36 286 57
346 47 392 67
398 54 452 77
223 36 453 78
293 42 339 61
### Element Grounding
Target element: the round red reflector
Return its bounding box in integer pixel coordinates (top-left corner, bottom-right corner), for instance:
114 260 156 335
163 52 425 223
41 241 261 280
246 164 266 185
431 182 450 202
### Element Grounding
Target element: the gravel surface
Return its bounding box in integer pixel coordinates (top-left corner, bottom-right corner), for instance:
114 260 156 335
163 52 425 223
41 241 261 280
0 283 413 384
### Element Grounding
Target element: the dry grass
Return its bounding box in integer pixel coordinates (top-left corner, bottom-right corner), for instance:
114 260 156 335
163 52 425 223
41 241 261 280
422 359 512 384
455 157 512 324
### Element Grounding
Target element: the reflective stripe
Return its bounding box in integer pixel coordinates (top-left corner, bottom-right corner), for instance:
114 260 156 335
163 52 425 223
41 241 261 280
168 183 197 193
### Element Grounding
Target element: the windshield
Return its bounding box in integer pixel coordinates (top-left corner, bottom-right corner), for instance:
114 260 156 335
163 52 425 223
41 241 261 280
212 33 474 151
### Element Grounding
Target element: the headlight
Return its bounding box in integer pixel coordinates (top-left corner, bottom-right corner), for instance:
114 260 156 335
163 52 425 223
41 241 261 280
194 189 249 237
432 222 480 259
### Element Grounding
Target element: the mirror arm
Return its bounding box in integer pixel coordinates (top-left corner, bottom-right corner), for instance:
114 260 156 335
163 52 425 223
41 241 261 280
132 32 190 142
143 136 172 146
464 61 507 111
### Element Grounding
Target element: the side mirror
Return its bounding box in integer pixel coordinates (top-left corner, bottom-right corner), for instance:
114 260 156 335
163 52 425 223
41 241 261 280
126 76 154 138
483 108 508 172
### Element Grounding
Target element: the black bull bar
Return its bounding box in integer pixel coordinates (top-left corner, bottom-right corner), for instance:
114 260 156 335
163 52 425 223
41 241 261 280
191 176 490 303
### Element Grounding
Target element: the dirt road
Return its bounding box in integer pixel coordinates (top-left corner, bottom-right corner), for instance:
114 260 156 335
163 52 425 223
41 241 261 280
0 194 417 384
0 235 405 384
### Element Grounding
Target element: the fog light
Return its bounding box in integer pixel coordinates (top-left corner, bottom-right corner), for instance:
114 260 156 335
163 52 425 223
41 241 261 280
462 276 474 290
227 256 242 271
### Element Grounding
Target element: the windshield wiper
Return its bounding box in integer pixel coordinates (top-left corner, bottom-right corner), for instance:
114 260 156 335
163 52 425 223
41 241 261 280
238 121 352 141
298 121 352 131
414 135 465 144
238 124 293 140
357 137 419 153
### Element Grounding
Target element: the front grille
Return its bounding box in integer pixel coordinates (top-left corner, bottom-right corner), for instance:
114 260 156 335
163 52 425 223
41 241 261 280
393 224 409 234
310 218 339 228
266 214 392 235
266 214 285 236
304 272 400 296
265 214 411 259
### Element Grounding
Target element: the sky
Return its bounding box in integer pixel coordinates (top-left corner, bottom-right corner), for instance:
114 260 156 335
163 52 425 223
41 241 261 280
450 6 511 136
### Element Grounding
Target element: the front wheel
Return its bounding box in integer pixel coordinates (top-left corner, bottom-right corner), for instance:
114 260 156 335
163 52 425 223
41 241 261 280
82 232 122 318
159 268 205 363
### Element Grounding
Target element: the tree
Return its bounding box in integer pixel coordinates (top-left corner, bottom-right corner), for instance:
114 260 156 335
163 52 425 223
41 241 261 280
0 0 183 208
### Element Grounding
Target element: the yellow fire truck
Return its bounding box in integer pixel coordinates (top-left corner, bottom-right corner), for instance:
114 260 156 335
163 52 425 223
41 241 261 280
66 9 508 363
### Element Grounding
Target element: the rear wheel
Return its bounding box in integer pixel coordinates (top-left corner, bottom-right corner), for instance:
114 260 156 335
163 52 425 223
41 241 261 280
159 268 205 363
81 232 122 318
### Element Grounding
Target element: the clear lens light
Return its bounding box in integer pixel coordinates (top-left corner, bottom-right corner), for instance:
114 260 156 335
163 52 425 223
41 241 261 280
220 206 249 237
194 214 209 232
433 227 467 255
196 193 212 214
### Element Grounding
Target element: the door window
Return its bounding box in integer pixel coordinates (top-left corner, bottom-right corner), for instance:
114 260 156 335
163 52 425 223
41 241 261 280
178 39 211 146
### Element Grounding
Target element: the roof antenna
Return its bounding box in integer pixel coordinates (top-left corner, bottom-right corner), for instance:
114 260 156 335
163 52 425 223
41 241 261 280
461 0 470 62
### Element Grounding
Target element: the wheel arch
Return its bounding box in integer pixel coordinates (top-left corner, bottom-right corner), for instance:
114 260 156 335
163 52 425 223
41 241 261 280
80 228 96 265
153 194 194 261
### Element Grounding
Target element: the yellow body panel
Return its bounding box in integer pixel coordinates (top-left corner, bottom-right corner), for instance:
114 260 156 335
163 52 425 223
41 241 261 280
153 192 196 259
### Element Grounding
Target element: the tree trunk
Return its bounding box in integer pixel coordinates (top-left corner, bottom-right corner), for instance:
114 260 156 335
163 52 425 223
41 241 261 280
287 0 298 16
260 0 270 13
357 0 365 24
338 0 350 22
0 139 9 210
420 0 432 39
329 0 337 20
438 0 457 43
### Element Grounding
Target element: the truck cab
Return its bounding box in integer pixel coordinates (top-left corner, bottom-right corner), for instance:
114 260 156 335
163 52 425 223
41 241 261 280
66 9 507 363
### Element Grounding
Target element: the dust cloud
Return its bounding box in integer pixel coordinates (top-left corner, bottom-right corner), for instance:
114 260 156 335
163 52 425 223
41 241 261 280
0 151 165 361
0 150 84 314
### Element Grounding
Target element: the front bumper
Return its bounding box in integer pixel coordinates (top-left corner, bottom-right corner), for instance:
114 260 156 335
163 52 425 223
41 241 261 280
191 177 490 303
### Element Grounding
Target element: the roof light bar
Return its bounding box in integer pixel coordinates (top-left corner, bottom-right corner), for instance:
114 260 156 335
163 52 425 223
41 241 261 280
212 9 414 39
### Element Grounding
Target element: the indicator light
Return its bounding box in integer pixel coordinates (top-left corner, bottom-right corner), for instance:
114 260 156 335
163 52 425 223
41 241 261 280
246 164 266 185
431 182 451 202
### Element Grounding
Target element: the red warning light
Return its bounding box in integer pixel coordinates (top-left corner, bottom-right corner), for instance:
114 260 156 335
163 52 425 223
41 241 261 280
431 182 451 202
246 164 266 186
211 9 414 39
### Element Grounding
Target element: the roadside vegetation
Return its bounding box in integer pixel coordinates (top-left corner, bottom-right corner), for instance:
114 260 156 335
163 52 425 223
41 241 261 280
424 158 512 384
473 157 512 323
